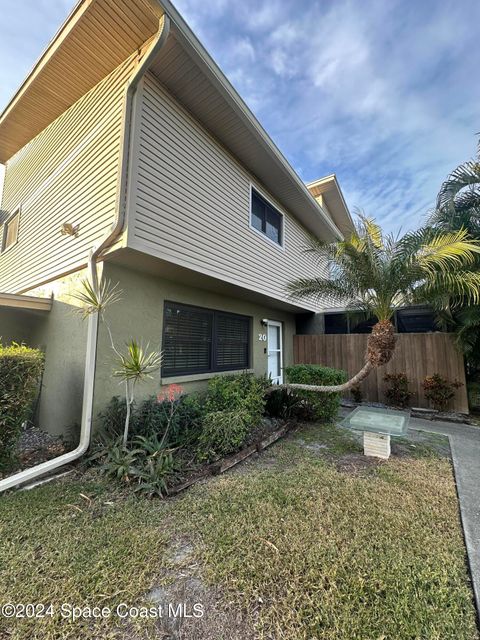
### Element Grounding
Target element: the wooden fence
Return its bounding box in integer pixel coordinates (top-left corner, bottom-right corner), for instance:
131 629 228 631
293 333 469 413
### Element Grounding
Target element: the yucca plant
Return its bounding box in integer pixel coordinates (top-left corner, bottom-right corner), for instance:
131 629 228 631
113 340 163 446
75 278 162 446
72 278 122 318
285 215 480 392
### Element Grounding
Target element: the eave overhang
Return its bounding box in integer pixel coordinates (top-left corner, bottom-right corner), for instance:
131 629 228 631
307 174 355 238
0 292 52 312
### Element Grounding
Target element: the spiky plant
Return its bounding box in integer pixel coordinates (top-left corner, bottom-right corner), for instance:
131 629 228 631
75 278 162 446
285 216 480 392
113 340 163 447
72 278 122 318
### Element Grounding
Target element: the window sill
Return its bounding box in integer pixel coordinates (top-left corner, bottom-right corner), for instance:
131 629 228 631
161 369 254 385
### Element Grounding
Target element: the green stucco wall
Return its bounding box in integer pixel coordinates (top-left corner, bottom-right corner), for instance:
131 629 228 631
6 263 297 437
92 263 296 424
25 271 88 437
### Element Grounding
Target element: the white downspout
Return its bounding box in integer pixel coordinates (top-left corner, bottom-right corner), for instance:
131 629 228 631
0 14 171 493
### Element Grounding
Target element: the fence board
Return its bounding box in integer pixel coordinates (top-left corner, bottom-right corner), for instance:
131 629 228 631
293 333 469 413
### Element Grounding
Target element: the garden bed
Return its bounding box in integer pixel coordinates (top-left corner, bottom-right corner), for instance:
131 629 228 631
168 419 292 495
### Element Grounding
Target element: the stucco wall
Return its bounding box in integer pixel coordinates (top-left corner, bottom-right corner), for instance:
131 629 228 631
2 263 298 438
92 262 297 423
24 271 88 437
0 308 40 345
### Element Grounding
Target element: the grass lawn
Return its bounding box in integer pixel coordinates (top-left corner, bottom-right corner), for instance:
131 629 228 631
0 423 478 640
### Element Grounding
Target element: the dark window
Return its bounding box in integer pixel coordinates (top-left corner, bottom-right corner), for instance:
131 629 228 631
162 302 251 376
250 188 283 245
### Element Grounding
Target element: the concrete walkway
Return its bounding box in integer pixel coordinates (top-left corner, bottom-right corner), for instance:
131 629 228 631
409 417 480 616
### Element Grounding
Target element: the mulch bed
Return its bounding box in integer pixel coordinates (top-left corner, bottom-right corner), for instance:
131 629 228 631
168 419 293 496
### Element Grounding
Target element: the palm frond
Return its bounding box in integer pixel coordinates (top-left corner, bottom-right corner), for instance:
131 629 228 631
436 160 480 212
416 229 480 274
287 277 356 304
418 271 480 308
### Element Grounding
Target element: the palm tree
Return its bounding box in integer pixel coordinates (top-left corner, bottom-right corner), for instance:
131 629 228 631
428 137 480 368
430 137 480 236
283 216 480 393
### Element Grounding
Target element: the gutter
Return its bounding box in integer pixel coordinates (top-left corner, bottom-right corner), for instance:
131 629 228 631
0 14 171 493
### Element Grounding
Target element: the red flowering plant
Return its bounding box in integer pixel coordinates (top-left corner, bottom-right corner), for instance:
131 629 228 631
156 384 185 447
422 374 463 412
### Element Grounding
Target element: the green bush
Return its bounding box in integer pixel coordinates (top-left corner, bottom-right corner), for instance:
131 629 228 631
264 387 314 420
96 393 204 446
197 409 250 462
205 373 268 425
0 343 44 469
285 364 347 422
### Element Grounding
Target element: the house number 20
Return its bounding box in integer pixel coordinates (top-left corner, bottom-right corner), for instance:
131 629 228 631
258 333 267 341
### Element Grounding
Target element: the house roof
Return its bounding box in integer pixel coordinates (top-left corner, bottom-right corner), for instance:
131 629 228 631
0 0 348 242
306 175 355 238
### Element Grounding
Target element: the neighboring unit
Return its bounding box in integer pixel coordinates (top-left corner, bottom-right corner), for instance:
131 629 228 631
0 0 353 437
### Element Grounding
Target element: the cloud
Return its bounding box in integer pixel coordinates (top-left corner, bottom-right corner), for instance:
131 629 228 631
173 0 480 234
1 0 479 238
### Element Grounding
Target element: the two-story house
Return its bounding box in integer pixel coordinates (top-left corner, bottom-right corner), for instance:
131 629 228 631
0 0 353 439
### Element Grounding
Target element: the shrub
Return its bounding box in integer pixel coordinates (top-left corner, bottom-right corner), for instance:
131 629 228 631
264 387 314 420
422 374 463 412
196 409 250 462
96 392 204 447
284 365 347 422
0 343 44 469
205 373 268 425
384 373 413 408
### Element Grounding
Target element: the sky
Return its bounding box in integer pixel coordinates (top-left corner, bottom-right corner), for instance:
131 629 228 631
1 0 479 234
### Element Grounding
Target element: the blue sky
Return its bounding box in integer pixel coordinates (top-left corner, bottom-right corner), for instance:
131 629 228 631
1 0 479 234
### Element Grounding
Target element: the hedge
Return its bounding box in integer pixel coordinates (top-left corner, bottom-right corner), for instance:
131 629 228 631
0 343 44 468
285 364 347 422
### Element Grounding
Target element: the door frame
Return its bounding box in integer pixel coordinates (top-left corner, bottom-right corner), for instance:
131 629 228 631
267 320 283 384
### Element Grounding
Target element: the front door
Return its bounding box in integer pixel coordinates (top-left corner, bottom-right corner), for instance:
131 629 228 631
267 321 283 384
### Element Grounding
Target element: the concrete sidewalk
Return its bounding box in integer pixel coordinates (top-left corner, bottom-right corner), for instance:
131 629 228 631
409 417 480 616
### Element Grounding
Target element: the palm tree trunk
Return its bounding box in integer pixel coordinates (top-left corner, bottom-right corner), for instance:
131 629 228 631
269 320 396 394
274 361 375 393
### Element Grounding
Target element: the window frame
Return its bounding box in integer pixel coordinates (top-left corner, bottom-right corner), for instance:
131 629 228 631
1 206 21 254
249 185 285 250
162 301 252 378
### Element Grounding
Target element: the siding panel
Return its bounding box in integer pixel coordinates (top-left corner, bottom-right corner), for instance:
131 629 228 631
0 51 138 293
129 73 327 310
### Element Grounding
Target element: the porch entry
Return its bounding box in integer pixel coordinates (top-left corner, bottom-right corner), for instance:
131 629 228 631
267 320 283 384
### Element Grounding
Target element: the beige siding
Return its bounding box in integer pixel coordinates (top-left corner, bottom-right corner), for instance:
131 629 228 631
0 51 138 293
128 73 327 311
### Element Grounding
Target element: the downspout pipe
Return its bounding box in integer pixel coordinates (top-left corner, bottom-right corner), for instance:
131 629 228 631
0 14 171 493
90 13 170 290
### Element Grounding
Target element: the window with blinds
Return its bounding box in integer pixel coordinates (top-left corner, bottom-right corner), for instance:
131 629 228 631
250 188 283 246
162 302 251 376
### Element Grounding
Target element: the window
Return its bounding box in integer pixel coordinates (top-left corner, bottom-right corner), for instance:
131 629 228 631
1 210 20 252
162 302 251 376
250 188 283 246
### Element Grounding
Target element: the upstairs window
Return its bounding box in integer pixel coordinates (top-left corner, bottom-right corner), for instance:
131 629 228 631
250 188 283 246
1 209 20 253
162 302 251 377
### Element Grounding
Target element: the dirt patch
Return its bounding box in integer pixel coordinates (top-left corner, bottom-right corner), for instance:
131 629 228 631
334 453 384 474
140 539 255 640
